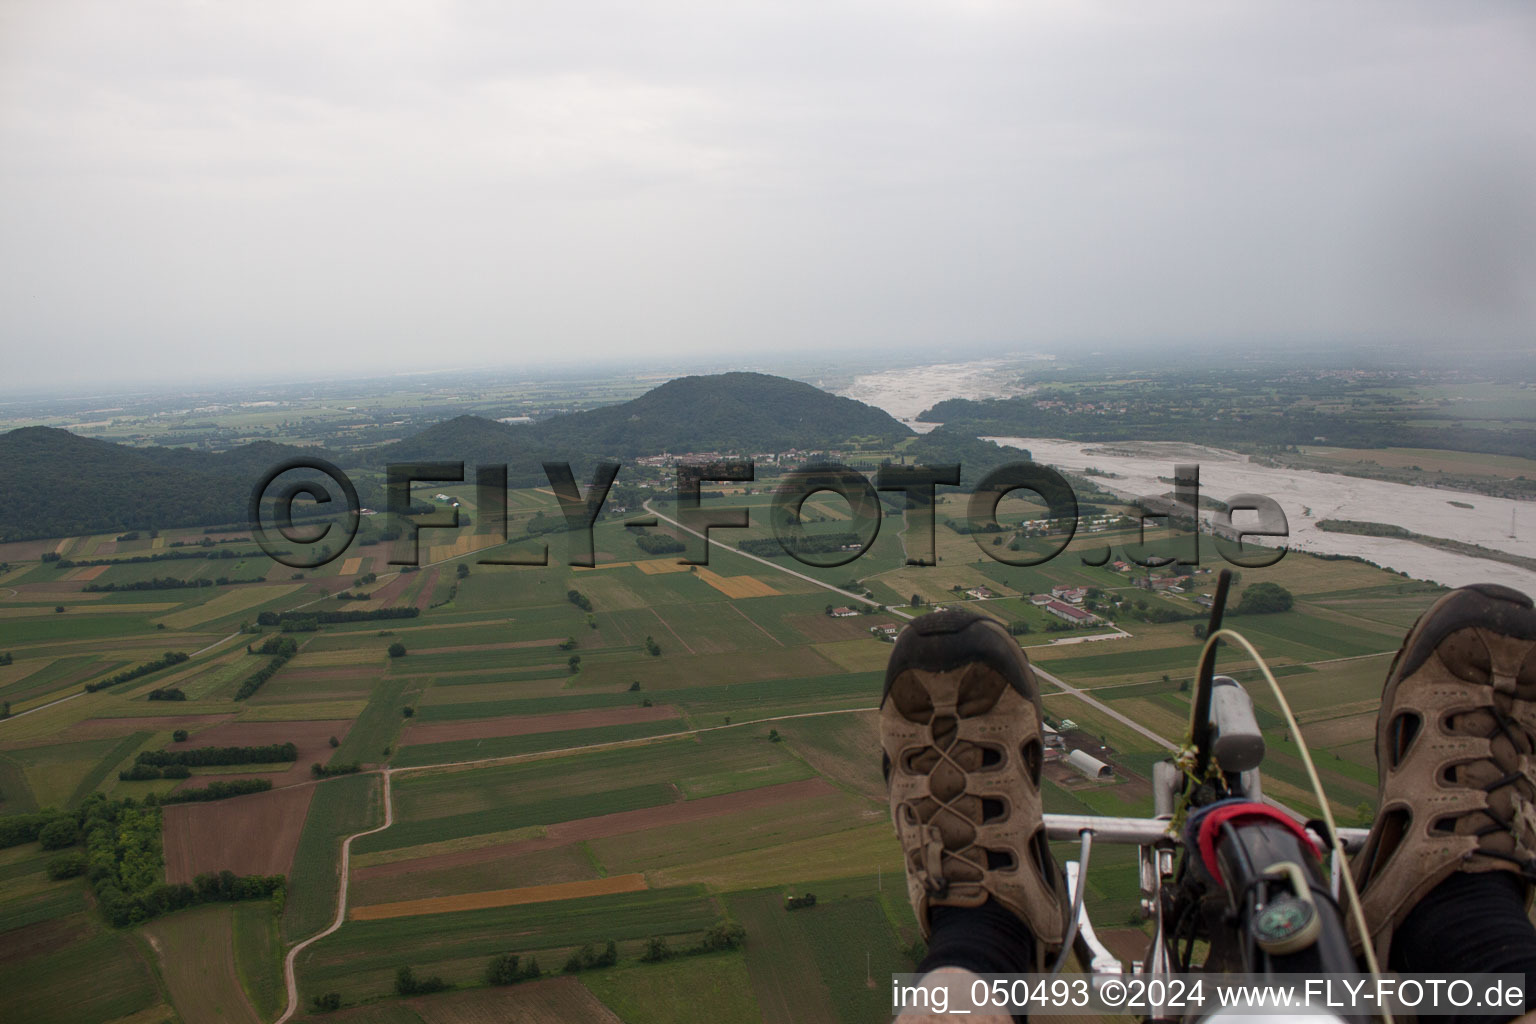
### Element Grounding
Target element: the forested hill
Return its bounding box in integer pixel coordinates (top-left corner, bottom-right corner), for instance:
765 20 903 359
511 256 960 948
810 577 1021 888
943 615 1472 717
361 415 554 484
525 372 912 456
0 427 320 541
365 371 914 479
0 373 917 539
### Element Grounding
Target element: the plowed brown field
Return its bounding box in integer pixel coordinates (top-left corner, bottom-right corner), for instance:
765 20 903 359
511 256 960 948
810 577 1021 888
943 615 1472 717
163 784 314 883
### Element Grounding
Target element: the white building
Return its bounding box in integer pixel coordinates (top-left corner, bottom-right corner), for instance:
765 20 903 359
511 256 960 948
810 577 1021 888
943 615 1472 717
1066 750 1114 780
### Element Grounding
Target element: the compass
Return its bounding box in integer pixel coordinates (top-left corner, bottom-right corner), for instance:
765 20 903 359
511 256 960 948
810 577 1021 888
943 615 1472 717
1252 896 1320 955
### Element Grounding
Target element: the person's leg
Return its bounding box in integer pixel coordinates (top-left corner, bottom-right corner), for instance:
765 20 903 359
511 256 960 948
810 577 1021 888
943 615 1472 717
881 610 1070 1021
1353 584 1536 1020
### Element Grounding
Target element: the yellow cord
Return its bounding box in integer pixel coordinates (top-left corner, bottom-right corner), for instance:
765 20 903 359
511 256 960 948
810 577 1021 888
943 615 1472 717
1193 627 1391 1024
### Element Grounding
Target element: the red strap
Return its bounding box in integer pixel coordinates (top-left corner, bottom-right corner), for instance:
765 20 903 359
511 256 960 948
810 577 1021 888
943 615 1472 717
1196 801 1321 887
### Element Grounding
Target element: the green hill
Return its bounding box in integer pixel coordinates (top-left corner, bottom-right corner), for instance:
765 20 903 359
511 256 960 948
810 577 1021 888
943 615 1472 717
0 373 915 539
366 371 913 480
0 427 323 541
527 372 911 456
361 415 560 487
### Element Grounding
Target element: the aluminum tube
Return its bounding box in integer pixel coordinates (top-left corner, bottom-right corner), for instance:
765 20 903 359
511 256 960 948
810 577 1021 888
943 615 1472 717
1043 813 1368 852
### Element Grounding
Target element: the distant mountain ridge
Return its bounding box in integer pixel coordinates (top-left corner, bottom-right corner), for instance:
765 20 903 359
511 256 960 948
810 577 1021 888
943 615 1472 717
0 372 915 539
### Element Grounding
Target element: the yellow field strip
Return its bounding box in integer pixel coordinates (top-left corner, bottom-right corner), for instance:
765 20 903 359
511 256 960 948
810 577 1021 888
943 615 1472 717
694 566 780 598
349 872 648 920
338 557 363 576
633 560 691 575
156 584 302 631
423 532 508 564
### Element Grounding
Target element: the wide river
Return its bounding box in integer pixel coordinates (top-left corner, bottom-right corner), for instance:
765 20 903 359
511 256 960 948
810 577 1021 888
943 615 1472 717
833 358 1536 593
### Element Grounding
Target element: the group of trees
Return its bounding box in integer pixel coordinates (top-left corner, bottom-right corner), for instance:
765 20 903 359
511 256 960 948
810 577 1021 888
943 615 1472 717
136 741 297 767
738 532 864 558
1233 582 1295 615
55 545 259 571
119 763 192 781
567 588 593 611
10 793 287 927
481 922 746 990
84 575 264 592
394 965 449 997
236 636 298 700
485 952 542 986
255 606 419 627
563 940 618 973
311 762 362 778
642 922 746 962
157 779 273 804
631 532 686 555
147 687 186 701
83 651 189 692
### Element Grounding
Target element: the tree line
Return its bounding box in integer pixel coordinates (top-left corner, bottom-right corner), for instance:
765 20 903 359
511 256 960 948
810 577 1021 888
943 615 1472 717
83 651 189 692
136 741 297 767
84 575 265 592
236 636 298 700
256 607 419 627
738 532 864 557
56 546 278 568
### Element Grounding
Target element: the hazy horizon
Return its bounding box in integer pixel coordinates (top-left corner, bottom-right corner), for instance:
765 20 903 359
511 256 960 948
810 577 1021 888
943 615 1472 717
3 1 1533 391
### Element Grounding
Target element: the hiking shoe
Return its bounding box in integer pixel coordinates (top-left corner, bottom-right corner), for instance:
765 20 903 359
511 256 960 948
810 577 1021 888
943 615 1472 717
880 609 1069 965
1352 583 1536 961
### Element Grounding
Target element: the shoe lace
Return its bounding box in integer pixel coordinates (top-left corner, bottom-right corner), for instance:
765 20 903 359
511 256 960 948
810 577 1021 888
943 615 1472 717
1462 703 1536 881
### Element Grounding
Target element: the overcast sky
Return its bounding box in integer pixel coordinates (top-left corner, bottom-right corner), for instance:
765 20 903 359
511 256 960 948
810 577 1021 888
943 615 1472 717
1 1 1532 390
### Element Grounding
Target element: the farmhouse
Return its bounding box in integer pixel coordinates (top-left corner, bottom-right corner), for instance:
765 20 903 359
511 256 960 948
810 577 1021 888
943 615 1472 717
870 623 900 639
1067 749 1114 779
1028 593 1052 606
1050 585 1087 604
965 585 996 600
1044 600 1098 625
829 606 859 618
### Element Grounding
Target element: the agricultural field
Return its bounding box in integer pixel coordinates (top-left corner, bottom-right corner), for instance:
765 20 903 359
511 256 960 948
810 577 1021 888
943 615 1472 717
0 472 1469 1021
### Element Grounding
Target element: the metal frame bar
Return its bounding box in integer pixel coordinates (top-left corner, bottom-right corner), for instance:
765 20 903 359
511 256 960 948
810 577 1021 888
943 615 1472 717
1044 813 1368 852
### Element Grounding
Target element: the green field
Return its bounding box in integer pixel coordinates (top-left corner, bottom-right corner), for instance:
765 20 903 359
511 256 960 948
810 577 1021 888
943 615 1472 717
0 461 1492 1022
0 915 166 1024
582 950 762 1024
285 773 383 942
